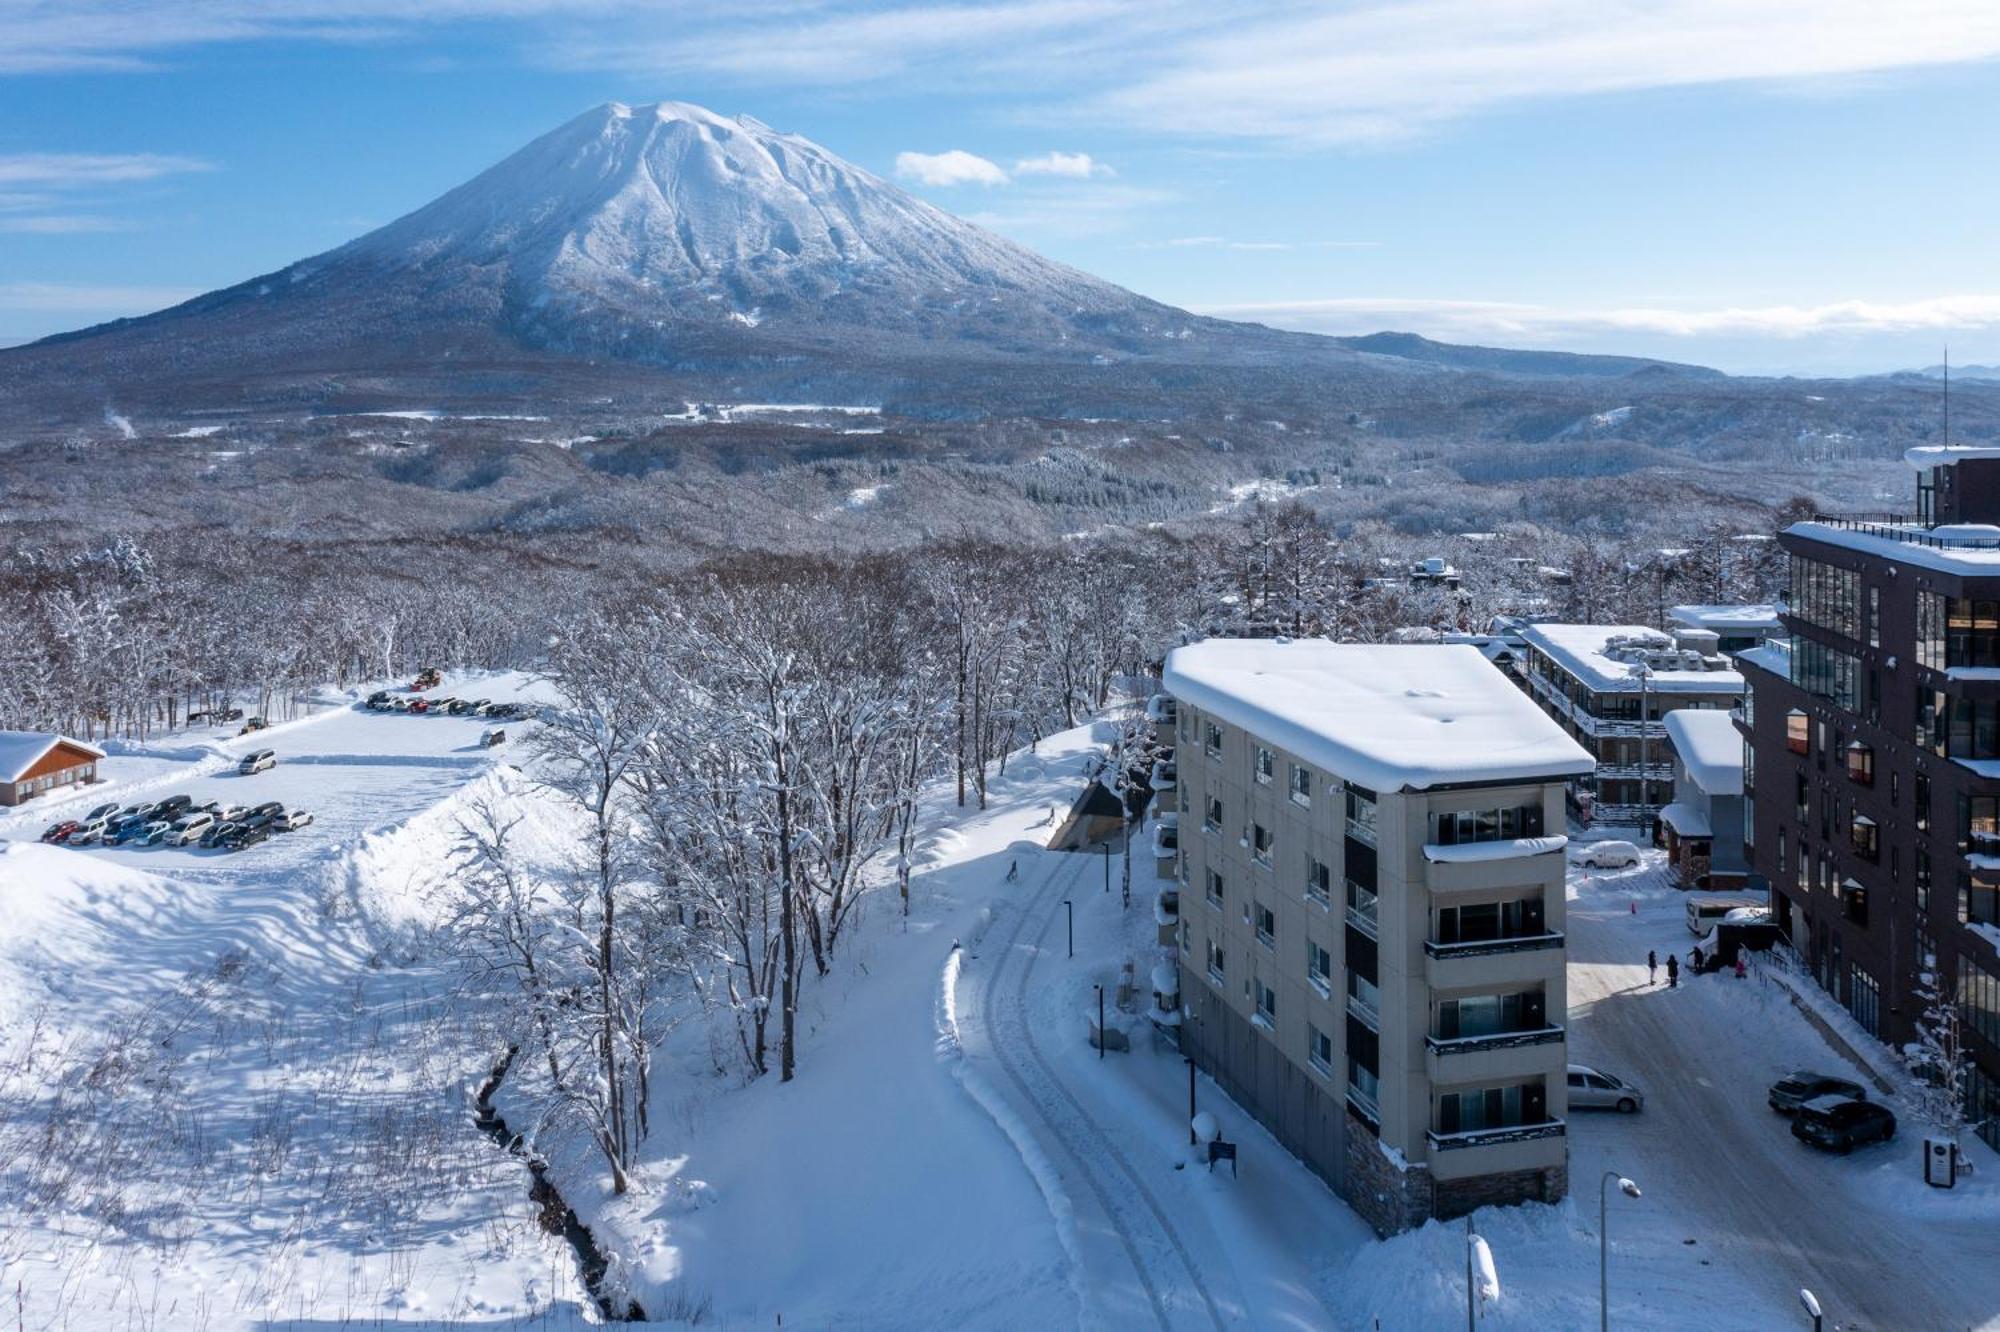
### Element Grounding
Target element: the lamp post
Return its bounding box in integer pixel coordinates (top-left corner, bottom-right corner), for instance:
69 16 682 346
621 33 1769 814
1600 1171 1641 1331
1798 1289 1823 1332
1062 899 1073 959
1095 984 1105 1061
1102 842 1110 894
1464 1217 1497 1328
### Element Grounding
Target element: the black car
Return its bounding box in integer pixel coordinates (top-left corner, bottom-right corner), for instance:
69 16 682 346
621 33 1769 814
1769 1071 1869 1115
1792 1096 1896 1153
149 794 194 820
199 821 241 849
221 824 270 851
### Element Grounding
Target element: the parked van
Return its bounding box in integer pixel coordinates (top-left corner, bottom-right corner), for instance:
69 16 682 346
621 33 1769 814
169 811 215 845
1686 892 1765 936
239 748 277 775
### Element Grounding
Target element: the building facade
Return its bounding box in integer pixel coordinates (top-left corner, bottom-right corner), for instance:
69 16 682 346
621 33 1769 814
1162 640 1591 1233
0 732 105 807
1519 624 1743 826
1659 708 1749 890
1743 445 2000 1152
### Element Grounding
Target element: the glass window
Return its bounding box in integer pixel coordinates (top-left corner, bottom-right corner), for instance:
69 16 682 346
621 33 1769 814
1786 710 1809 756
1344 783 1378 846
1306 856 1333 905
1254 746 1274 785
1307 939 1333 990
1289 764 1312 806
1309 1024 1334 1075
1255 902 1276 945
1846 743 1874 785
1206 869 1224 909
1252 822 1273 866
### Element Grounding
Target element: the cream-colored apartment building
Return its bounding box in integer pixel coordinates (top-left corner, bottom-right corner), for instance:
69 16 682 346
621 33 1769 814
1161 639 1593 1233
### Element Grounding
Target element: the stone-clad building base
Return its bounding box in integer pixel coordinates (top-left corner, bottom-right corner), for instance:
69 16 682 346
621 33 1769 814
1341 1124 1433 1236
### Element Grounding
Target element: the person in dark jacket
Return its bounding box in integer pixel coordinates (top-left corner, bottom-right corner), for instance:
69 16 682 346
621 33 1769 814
1647 950 1658 985
1665 953 1680 988
1690 944 1706 974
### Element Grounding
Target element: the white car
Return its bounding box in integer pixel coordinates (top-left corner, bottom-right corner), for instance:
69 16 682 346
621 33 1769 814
274 809 314 832
168 811 215 845
239 748 277 775
66 816 111 845
1568 1063 1644 1113
1575 840 1642 869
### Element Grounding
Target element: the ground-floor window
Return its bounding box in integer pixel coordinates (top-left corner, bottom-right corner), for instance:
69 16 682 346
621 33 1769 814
1967 1059 2000 1153
1434 1079 1548 1134
1847 964 1880 1036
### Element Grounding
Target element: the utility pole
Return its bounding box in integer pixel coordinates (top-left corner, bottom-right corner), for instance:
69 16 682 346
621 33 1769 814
1062 899 1073 958
1095 984 1105 1061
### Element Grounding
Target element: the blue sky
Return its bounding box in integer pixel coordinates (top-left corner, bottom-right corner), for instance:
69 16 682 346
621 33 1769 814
3 0 1999 374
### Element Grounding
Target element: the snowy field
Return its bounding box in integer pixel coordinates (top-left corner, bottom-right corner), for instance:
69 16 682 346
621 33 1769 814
5 698 2000 1330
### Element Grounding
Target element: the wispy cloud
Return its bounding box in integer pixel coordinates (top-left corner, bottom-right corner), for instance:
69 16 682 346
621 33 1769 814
1195 293 2000 341
1142 235 1379 251
895 149 1010 187
0 214 134 234
1014 150 1109 178
0 281 201 312
0 153 212 185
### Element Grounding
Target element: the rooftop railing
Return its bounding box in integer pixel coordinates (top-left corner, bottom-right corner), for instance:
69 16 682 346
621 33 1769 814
1809 513 2000 551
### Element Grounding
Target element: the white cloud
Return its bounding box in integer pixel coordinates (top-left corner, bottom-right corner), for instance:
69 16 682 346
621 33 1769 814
1193 293 2000 342
0 214 132 234
0 153 212 185
1142 235 1378 251
1014 150 1107 178
895 149 1011 187
0 281 201 312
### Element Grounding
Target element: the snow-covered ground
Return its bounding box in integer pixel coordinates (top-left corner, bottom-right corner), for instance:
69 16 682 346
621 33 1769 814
0 672 596 1331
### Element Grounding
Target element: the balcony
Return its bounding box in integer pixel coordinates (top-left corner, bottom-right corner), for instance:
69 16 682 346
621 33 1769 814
1346 991 1379 1030
1425 1119 1566 1180
1425 1026 1566 1083
1424 933 1564 989
1424 933 1563 960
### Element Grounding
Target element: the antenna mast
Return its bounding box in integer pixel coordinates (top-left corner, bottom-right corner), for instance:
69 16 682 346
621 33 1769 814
1944 344 1951 447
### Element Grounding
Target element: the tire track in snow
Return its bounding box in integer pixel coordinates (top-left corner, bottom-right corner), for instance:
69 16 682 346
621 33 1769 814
973 852 1228 1331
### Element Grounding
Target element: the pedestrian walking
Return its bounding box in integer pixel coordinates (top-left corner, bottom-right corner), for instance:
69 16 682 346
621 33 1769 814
1734 956 1748 979
1665 953 1679 988
1690 944 1706 974
1647 950 1657 985
1006 859 1019 882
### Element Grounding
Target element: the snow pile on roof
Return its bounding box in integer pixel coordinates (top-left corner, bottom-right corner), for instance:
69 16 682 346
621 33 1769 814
1786 520 2000 575
1521 623 1743 695
1663 709 1743 795
0 732 105 783
1422 835 1568 864
1668 603 1781 635
1658 801 1713 838
1905 444 2000 470
1162 639 1592 793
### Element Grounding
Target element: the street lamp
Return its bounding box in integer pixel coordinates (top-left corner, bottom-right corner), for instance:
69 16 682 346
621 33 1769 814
1799 1289 1823 1332
1062 899 1073 958
1599 1171 1641 1331
1465 1217 1498 1329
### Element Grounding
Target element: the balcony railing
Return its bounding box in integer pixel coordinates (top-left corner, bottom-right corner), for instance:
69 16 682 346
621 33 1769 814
1345 903 1378 938
1425 1025 1565 1055
1346 992 1380 1029
1806 513 2000 550
1426 1119 1566 1152
1424 932 1564 960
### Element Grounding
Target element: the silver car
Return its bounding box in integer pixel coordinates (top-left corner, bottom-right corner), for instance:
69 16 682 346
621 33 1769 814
1568 1063 1644 1113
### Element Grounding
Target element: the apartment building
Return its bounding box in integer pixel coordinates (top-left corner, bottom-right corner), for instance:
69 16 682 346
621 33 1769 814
1518 623 1743 826
1162 639 1592 1234
1742 444 2000 1153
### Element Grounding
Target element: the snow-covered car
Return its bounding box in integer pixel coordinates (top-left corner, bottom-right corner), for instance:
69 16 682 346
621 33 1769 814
1791 1096 1895 1153
39 820 80 844
137 820 175 846
149 794 193 821
241 801 286 829
1768 1071 1868 1115
168 812 215 846
480 728 506 748
274 809 314 831
107 817 153 845
81 801 122 824
66 816 112 845
1567 1064 1643 1113
199 821 242 849
212 804 247 823
1575 840 1642 869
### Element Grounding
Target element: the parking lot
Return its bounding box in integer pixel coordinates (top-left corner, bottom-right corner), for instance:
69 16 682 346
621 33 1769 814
1564 851 2000 1330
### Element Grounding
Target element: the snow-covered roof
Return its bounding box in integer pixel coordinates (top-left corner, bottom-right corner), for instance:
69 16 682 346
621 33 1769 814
1519 624 1744 696
1658 801 1713 838
1735 639 1790 680
1162 639 1592 793
1668 603 1781 635
1422 835 1568 864
1663 709 1743 795
1785 520 2000 576
0 731 105 783
1905 445 2000 470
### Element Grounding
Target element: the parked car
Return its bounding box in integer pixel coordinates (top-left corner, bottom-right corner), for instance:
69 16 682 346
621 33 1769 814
211 804 247 823
81 801 122 824
429 696 457 712
413 667 443 691
1792 1096 1896 1153
239 749 277 775
409 699 431 715
199 821 242 849
217 708 245 723
222 824 271 851
137 820 175 846
366 690 392 707
445 699 474 715
108 817 154 845
1769 1071 1869 1115
274 808 314 831
149 794 194 821
66 816 112 845
40 820 80 844
1575 840 1642 869
168 812 215 846
480 728 506 748
241 801 286 829
1686 892 1767 937
1567 1064 1644 1113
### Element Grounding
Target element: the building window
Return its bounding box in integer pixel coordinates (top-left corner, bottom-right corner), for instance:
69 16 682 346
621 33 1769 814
1850 815 1878 860
1435 990 1547 1040
1290 764 1312 807
1776 827 1787 876
1307 938 1333 994
1344 783 1378 846
1845 742 1874 785
1309 1024 1334 1076
1206 938 1226 985
1436 897 1546 944
1251 822 1274 867
1204 795 1223 833
1794 771 1809 822
1947 597 2000 668
1254 746 1275 785
1916 847 1932 914
1305 855 1332 906
1961 794 2000 855
1841 878 1869 927
1345 877 1378 931
1966 872 2000 928
1436 1083 1539 1135
1786 710 1810 756
1255 979 1277 1027
1790 557 1862 640
1919 590 1947 671
1347 971 1380 1025
1255 902 1276 947
1427 803 1546 846
1917 772 1932 831
1790 637 1859 711
1848 965 1880 1036
1919 689 1948 756
1204 721 1224 757
1867 585 1881 648
1206 869 1224 911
